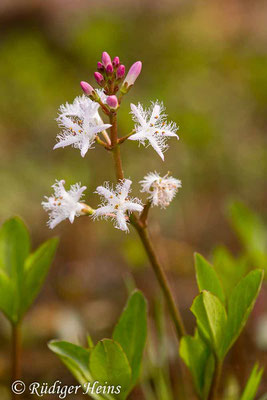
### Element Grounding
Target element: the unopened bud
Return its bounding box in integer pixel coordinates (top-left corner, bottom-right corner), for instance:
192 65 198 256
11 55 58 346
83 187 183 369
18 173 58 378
124 61 142 86
94 72 104 84
106 95 118 109
102 51 112 68
106 63 113 74
97 62 104 71
116 64 125 79
113 56 120 67
80 81 94 95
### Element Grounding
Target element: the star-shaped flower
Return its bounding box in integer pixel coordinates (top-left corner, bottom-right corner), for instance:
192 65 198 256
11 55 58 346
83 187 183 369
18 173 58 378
93 179 143 232
140 172 181 208
129 102 179 160
42 180 87 229
54 95 111 157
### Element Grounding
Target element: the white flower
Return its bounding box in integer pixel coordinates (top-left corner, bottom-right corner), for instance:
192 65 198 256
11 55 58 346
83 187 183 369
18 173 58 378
129 102 179 160
54 95 111 157
42 180 87 229
93 179 143 232
95 89 108 104
140 172 181 208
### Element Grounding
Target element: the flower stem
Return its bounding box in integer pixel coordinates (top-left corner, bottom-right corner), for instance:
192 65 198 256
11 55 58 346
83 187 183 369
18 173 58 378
118 130 135 144
101 130 111 146
109 113 124 181
139 201 151 227
96 135 110 149
11 322 22 392
109 114 186 340
208 357 222 400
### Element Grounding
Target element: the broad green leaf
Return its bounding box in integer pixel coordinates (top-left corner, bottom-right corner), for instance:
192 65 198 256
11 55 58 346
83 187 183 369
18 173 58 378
21 237 58 317
0 217 30 278
227 201 267 269
180 330 214 398
191 291 227 359
48 340 92 384
213 246 249 300
0 217 58 323
195 253 225 304
112 290 147 385
0 217 30 322
222 270 263 356
48 341 114 400
240 363 263 400
0 270 15 320
89 339 132 400
203 353 216 400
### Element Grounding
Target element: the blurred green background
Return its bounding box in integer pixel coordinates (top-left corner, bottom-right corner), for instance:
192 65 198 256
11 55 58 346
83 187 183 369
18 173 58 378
0 0 266 398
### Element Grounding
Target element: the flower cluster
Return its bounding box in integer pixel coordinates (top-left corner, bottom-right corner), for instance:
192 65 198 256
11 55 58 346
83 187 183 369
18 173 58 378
42 51 182 232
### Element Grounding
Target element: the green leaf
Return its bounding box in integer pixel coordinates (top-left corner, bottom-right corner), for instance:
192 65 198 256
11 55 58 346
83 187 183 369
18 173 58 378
21 237 58 317
49 341 117 400
89 339 132 400
0 217 30 278
0 270 15 321
112 290 147 385
191 291 227 359
195 253 225 304
180 330 214 398
0 217 58 323
240 363 263 400
222 270 264 357
48 340 92 385
0 217 30 322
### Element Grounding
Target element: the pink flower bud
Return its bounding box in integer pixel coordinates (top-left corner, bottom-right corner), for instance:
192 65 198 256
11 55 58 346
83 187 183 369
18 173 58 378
102 51 112 68
124 61 142 86
80 81 94 95
116 64 125 79
94 72 104 84
97 61 104 70
106 63 113 74
113 56 120 67
106 95 118 109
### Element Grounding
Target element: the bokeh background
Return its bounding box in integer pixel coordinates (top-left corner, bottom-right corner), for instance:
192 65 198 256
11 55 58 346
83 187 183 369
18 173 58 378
0 0 267 398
